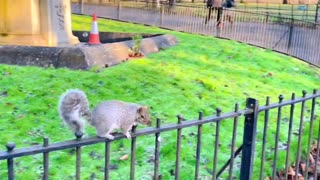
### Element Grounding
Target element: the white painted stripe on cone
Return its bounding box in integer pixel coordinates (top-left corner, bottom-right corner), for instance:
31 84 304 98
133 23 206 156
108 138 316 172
90 21 99 34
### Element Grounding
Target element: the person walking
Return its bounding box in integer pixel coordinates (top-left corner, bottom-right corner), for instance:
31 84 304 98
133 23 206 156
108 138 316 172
204 0 214 24
222 0 235 26
204 0 223 26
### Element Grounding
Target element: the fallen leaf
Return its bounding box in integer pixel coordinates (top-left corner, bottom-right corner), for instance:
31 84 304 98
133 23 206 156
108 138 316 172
300 162 306 173
119 154 129 161
288 166 295 176
309 153 315 164
0 91 8 97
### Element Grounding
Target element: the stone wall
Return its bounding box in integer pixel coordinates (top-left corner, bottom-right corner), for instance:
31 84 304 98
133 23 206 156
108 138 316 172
0 33 178 70
0 0 79 47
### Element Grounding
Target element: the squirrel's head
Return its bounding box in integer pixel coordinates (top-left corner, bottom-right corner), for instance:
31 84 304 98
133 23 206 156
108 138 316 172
136 106 151 126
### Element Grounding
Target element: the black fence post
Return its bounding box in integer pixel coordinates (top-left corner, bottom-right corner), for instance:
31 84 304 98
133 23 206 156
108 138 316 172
175 115 183 180
315 1 320 23
43 137 49 180
160 5 164 27
79 0 84 14
287 18 294 53
117 0 121 20
75 132 83 180
130 125 137 180
240 98 259 180
153 118 161 180
6 142 15 180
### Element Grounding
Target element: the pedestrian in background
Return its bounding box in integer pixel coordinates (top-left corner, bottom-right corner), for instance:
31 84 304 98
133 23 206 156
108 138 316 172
204 0 214 24
204 0 223 26
222 0 235 27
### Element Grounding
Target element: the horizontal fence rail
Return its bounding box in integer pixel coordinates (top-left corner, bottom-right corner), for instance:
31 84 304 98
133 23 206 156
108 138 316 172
0 108 253 160
71 0 320 67
0 90 319 179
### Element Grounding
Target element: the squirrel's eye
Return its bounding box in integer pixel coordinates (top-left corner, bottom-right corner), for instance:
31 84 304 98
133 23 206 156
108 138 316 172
141 115 145 119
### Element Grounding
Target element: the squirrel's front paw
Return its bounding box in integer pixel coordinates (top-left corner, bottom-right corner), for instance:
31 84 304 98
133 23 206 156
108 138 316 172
125 132 131 139
106 134 115 140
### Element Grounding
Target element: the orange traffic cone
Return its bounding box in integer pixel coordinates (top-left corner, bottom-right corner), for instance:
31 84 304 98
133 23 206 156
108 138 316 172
88 13 100 45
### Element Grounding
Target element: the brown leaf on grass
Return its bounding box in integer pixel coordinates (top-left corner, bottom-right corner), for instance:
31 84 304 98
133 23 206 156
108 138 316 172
308 163 316 174
271 141 320 180
277 170 285 179
16 114 25 119
298 175 304 180
287 166 305 180
300 154 317 174
0 91 8 97
309 153 315 164
311 142 319 158
288 166 296 176
119 154 129 161
288 169 304 180
300 162 306 173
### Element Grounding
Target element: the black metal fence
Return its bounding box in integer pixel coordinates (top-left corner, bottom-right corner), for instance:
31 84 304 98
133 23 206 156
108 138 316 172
72 0 320 23
235 3 319 22
0 90 319 179
71 0 320 67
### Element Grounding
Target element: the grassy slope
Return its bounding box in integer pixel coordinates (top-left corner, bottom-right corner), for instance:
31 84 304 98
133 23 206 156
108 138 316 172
0 14 319 179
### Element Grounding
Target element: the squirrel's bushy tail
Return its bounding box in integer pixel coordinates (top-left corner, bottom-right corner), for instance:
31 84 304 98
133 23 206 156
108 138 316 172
58 89 91 135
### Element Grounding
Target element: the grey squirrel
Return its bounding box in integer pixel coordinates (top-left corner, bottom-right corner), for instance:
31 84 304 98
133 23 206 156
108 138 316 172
58 89 151 139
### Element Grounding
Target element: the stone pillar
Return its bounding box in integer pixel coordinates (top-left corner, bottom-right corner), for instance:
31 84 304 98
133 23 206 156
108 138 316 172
0 0 79 47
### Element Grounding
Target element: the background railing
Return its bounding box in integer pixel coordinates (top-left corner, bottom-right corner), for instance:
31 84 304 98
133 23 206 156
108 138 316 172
71 0 320 67
74 0 320 22
234 3 319 22
0 90 319 179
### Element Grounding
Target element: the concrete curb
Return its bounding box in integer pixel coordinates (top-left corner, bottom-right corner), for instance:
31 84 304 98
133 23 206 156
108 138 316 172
0 33 178 70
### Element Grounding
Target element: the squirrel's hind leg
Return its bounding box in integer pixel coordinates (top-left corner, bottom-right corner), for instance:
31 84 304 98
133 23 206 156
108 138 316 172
98 132 115 140
101 134 115 140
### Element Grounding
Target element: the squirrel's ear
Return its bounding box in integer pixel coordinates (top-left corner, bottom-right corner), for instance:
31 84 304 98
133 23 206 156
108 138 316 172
138 107 144 114
144 106 149 110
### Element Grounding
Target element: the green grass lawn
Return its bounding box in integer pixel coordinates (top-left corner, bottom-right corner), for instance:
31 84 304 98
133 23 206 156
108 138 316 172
0 14 319 179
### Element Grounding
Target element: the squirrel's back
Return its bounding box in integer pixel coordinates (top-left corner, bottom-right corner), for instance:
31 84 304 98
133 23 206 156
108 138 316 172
91 101 139 126
58 89 91 134
91 100 151 138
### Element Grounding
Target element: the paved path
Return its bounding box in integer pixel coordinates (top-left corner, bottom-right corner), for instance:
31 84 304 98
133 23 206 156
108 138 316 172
71 3 320 67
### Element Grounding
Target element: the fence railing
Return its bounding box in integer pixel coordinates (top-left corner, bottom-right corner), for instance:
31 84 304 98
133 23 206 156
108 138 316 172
71 1 320 67
235 3 319 22
0 90 319 179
